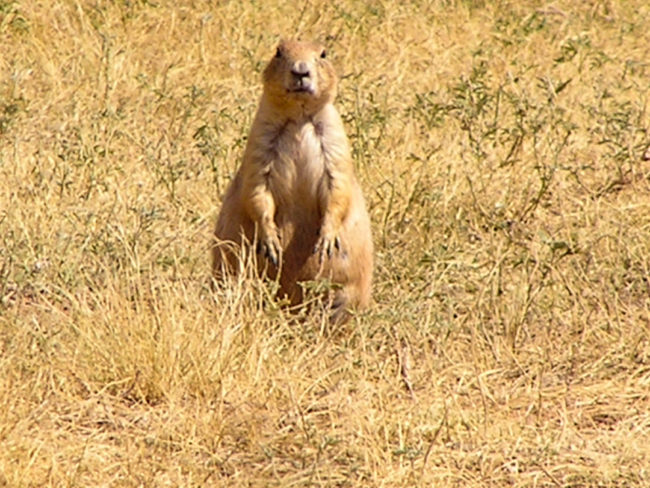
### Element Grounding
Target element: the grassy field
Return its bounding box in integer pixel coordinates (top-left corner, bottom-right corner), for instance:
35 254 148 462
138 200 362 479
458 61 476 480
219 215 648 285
1 1 650 486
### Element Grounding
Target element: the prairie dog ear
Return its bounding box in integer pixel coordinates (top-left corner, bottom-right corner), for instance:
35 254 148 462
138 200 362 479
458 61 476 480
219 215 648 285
274 40 286 59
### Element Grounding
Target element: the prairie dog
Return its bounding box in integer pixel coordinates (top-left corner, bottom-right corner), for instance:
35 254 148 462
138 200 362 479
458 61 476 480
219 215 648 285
212 40 373 321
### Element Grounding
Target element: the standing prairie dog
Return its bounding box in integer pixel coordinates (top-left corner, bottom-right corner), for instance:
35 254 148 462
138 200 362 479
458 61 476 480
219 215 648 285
212 40 373 321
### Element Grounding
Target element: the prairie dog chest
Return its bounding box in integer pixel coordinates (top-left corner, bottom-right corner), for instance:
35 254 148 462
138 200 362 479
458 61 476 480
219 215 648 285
272 119 327 199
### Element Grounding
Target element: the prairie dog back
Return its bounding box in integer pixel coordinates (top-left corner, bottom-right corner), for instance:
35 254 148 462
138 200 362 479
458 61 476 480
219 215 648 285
212 40 373 322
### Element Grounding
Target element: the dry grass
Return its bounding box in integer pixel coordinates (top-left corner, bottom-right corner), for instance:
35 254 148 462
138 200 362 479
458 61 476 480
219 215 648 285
1 0 650 486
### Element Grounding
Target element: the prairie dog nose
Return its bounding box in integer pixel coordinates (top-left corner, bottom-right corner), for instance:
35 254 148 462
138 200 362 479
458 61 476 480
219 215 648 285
291 61 310 78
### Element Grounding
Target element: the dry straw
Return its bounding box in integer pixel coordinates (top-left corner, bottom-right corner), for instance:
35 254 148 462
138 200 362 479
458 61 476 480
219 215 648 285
1 1 649 486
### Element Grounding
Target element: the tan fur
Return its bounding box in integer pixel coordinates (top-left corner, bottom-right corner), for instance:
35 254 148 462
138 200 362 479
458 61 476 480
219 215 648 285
212 40 373 321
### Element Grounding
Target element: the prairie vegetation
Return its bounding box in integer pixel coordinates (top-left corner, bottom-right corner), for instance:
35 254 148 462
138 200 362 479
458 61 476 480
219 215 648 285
1 1 649 486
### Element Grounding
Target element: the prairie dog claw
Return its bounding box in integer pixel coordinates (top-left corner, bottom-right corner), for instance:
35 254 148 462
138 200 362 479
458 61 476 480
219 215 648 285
314 231 342 262
257 232 281 266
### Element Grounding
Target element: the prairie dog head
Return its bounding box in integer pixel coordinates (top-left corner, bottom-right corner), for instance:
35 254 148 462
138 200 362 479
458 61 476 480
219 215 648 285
262 40 338 114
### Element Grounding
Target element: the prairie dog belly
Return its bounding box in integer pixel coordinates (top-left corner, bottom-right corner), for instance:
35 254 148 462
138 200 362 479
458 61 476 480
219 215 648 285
268 119 326 213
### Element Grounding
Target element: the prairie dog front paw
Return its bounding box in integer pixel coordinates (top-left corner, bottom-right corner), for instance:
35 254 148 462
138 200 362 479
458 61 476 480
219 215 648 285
257 229 281 266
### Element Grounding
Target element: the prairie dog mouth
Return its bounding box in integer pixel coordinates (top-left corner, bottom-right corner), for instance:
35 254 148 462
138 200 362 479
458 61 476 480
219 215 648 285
288 79 316 95
289 85 315 94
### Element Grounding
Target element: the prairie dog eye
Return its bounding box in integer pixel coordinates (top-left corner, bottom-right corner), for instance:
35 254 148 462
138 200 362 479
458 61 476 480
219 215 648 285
320 49 327 59
275 48 282 58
